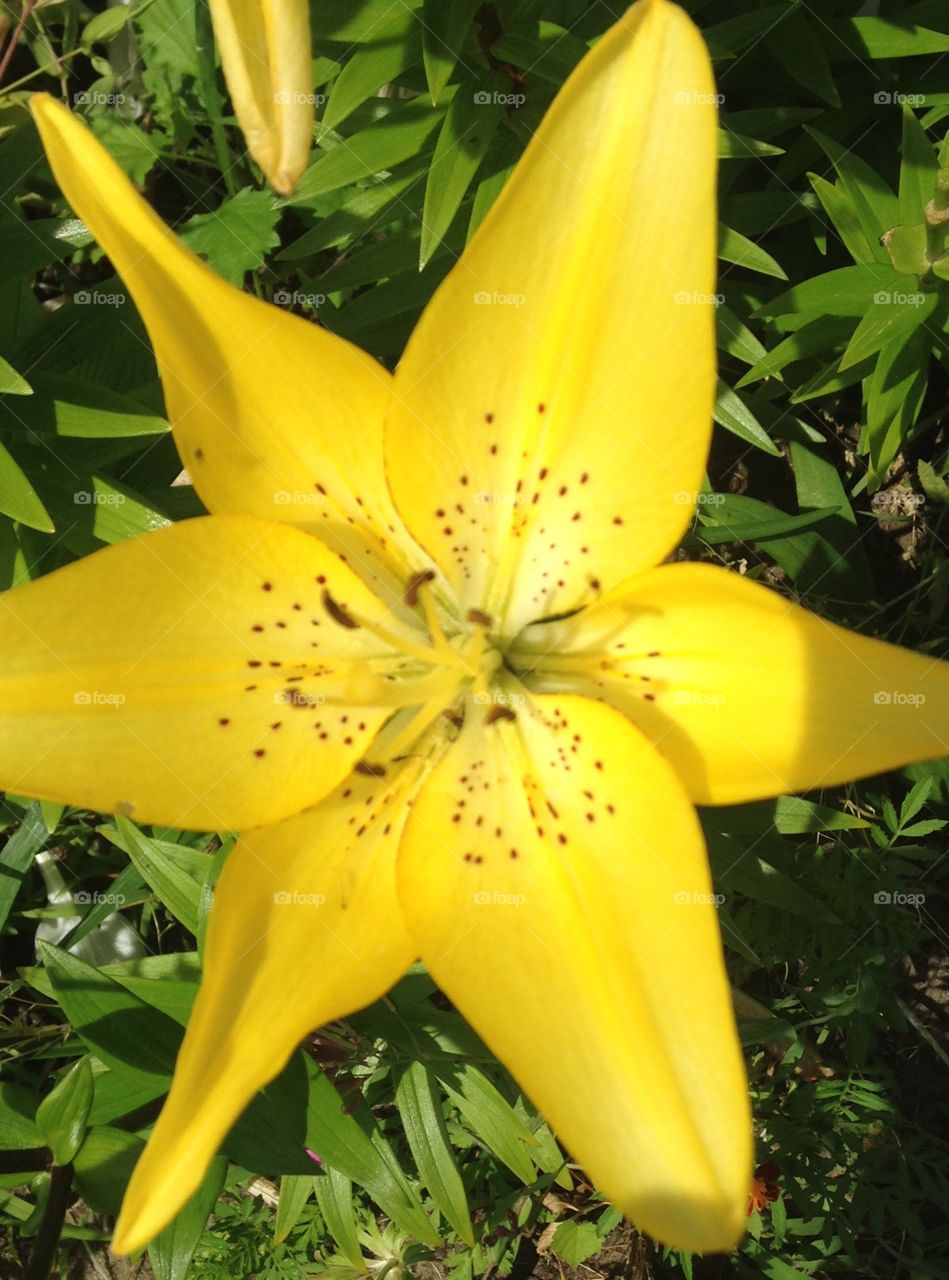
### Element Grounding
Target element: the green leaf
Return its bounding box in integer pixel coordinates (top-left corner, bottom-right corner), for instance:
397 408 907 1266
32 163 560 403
755 265 903 328
808 173 876 265
773 796 869 833
314 1167 363 1267
274 1173 314 1244
490 25 586 85
719 223 787 279
550 1220 602 1267
738 315 856 387
805 127 897 259
181 189 282 286
74 1126 145 1215
0 354 31 395
1 374 169 438
714 380 781 455
110 817 207 935
292 97 447 205
898 106 940 224
865 325 931 484
696 494 840 545
396 1062 474 1245
0 1081 44 1151
850 16 949 58
38 941 180 1082
423 0 482 104
768 9 839 106
719 130 784 160
279 161 427 259
81 6 134 46
0 803 48 933
717 303 767 367
91 117 163 185
838 287 937 370
440 1065 537 1185
421 76 505 268
0 441 54 532
35 1057 94 1166
321 21 422 133
149 1156 228 1280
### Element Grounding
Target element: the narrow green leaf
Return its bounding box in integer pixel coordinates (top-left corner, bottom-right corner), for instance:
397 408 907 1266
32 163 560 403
322 23 422 133
714 380 781 455
35 1057 94 1166
421 76 504 267
0 803 48 932
149 1156 228 1280
0 354 31 395
110 816 207 935
396 1062 473 1244
0 441 54 532
313 1167 363 1267
839 288 937 370
423 0 481 103
274 1173 314 1244
719 223 787 279
898 105 940 223
74 1126 145 1215
440 1065 537 1185
0 1081 44 1151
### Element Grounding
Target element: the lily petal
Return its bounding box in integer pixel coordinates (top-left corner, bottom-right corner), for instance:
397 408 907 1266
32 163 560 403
30 94 421 602
0 516 403 829
114 764 421 1251
519 563 949 804
397 693 750 1252
386 0 717 636
209 0 313 194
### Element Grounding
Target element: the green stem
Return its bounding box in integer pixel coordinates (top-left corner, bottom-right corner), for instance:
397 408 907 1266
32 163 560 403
925 170 949 262
24 1163 73 1280
194 0 238 197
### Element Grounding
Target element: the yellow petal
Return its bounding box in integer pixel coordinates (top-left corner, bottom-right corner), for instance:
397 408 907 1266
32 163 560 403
114 764 421 1252
30 94 421 602
209 0 313 194
397 693 750 1252
518 563 949 804
0 516 403 829
386 0 718 636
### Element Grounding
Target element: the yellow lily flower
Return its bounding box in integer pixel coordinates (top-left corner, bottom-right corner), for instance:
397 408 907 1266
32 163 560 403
7 0 947 1257
208 0 312 193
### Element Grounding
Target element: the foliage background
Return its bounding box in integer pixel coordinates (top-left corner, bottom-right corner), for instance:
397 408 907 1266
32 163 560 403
1 0 948 1276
